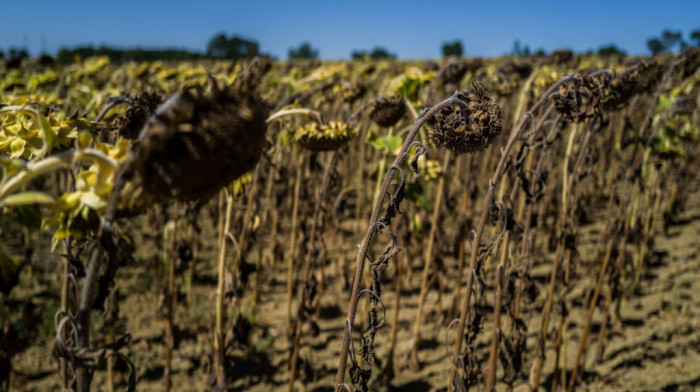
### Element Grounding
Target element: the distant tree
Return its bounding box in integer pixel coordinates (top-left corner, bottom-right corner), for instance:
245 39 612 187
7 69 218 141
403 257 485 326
647 29 687 55
351 50 369 60
647 38 665 55
597 44 626 57
511 40 531 57
533 48 546 57
369 47 395 60
288 42 319 60
661 29 683 52
56 45 204 64
206 33 259 59
442 40 463 57
0 50 4 59
691 29 700 47
8 47 29 58
351 47 395 60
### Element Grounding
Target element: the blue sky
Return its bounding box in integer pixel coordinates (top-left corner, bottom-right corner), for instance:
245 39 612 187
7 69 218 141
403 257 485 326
2 0 699 59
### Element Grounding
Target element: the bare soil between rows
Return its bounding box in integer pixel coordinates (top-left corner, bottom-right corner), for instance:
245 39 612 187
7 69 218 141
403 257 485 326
8 181 700 392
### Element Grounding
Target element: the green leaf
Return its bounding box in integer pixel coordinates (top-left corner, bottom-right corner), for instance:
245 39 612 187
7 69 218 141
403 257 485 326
367 131 403 154
51 227 71 252
656 95 671 111
405 181 433 212
4 191 55 206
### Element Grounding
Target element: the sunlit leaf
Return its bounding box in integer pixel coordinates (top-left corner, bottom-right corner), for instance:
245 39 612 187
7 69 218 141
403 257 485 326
9 138 26 159
4 192 55 206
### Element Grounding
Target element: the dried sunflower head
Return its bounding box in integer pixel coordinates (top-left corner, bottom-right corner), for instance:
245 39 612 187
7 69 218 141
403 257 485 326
131 78 267 202
490 61 533 96
112 92 164 139
293 121 358 151
333 81 367 103
428 82 502 154
596 69 635 111
438 59 470 85
241 56 273 84
369 96 406 127
627 60 665 94
552 72 602 123
545 49 575 66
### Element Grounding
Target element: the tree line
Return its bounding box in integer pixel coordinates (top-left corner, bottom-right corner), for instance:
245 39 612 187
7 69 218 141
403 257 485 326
3 29 700 64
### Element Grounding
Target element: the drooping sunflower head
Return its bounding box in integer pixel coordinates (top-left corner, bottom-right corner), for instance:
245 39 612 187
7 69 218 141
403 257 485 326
438 59 470 85
428 82 502 154
112 92 164 140
132 77 268 202
369 96 406 127
293 121 358 151
552 72 603 123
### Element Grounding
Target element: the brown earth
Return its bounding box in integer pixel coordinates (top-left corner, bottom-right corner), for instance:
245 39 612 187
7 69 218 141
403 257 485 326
6 181 700 392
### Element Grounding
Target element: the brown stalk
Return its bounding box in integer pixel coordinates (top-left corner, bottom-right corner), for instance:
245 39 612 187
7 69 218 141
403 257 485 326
528 121 583 391
231 163 261 289
408 150 451 368
334 93 473 391
448 76 571 392
286 152 305 331
568 62 681 390
164 202 179 392
290 151 340 391
214 192 234 390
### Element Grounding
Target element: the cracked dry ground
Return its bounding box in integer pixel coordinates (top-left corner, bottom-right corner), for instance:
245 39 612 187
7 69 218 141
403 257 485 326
10 179 700 392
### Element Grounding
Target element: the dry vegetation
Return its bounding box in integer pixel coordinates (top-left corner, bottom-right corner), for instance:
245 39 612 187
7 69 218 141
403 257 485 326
1 49 700 392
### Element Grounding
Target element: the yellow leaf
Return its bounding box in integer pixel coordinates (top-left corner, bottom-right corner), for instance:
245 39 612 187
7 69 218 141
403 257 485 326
4 192 55 206
9 138 26 159
79 191 106 211
53 192 82 211
78 132 93 150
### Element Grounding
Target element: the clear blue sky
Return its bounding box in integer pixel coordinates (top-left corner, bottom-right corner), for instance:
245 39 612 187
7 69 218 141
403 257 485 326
2 0 699 59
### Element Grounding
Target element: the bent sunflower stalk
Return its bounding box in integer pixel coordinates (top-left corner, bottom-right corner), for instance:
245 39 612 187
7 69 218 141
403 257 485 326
334 86 503 390
447 75 572 392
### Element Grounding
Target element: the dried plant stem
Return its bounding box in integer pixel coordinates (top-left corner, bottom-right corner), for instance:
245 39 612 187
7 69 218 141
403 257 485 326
107 328 115 392
409 150 450 368
513 111 560 320
290 151 339 392
232 164 261 286
334 94 471 391
448 155 472 322
593 284 614 363
75 248 103 392
485 229 510 392
449 235 467 321
59 240 72 392
372 126 394 205
164 203 178 392
185 222 196 307
286 153 304 331
550 248 572 392
527 122 580 391
214 192 234 390
387 252 403 372
355 126 368 230
448 76 570 392
567 237 614 389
